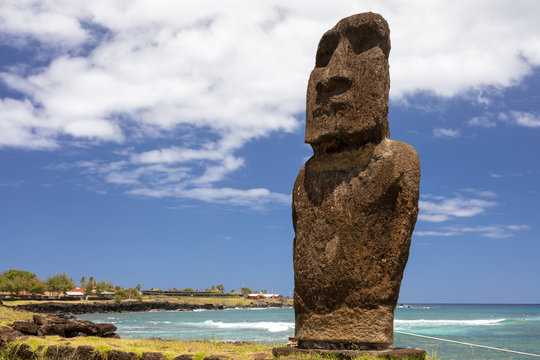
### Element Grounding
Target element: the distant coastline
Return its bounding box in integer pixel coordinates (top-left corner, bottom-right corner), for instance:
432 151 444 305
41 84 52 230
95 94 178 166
7 297 293 315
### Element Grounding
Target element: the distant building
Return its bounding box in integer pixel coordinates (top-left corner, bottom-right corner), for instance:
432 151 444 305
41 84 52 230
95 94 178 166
65 289 86 298
246 293 282 299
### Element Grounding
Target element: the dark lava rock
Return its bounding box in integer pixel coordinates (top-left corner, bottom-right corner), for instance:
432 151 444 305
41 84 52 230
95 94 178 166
34 314 49 326
0 325 23 341
173 355 194 360
12 320 39 335
13 343 35 360
142 352 168 360
11 315 117 339
107 349 139 360
203 356 230 360
14 301 248 315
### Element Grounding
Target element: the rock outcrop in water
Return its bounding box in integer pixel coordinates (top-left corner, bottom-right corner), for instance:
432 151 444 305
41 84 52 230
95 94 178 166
11 314 118 338
293 12 420 349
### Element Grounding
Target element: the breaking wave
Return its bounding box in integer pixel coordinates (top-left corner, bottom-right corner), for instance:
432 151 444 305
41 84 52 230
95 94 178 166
201 320 294 332
395 318 506 329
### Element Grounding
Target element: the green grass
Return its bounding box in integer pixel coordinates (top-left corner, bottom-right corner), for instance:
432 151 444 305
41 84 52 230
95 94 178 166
2 336 275 359
1 336 436 360
2 296 294 309
0 306 33 326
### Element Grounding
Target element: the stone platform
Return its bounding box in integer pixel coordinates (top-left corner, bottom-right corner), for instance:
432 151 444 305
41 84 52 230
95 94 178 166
272 346 426 360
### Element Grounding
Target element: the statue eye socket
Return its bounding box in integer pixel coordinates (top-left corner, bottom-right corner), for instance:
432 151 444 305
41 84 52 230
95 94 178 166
315 32 339 68
345 25 386 56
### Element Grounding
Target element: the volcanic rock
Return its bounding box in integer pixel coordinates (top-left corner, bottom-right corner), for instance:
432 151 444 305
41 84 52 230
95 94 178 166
10 315 117 339
293 12 420 348
11 321 39 335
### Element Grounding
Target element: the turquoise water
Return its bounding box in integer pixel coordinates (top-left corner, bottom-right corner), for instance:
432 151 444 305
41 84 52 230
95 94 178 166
80 304 540 360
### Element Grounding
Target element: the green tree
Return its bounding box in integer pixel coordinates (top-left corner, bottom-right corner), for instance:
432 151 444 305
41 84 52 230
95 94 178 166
183 288 194 292
0 270 44 296
216 284 225 293
136 284 141 291
79 276 87 288
28 277 45 295
84 276 96 296
45 273 74 297
241 287 253 295
117 288 140 300
95 280 113 295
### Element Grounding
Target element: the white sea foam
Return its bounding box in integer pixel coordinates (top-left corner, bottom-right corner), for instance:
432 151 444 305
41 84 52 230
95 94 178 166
394 318 506 329
202 320 294 332
193 309 208 312
150 321 172 324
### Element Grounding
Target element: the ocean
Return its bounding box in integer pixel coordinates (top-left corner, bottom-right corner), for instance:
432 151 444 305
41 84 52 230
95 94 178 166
79 304 540 360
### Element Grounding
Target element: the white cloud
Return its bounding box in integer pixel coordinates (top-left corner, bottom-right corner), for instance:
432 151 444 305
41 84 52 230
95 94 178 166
416 224 529 239
490 172 523 179
433 128 460 138
1 1 540 149
419 193 497 222
508 111 540 128
2 0 540 204
415 230 459 237
470 111 540 130
469 116 496 128
462 188 497 199
62 152 286 208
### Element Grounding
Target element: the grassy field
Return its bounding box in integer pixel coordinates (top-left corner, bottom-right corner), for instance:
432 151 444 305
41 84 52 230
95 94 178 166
1 295 294 309
1 335 433 360
0 306 33 327
140 295 294 307
3 336 275 360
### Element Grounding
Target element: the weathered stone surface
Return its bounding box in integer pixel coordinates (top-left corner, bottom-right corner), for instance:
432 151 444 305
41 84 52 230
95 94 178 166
74 345 105 360
95 323 117 337
13 343 35 360
12 316 117 338
142 352 167 360
34 314 49 326
173 355 194 360
58 345 76 359
305 12 391 149
107 350 139 360
272 346 426 360
203 356 229 360
44 345 60 359
0 325 23 341
293 12 420 348
12 320 39 335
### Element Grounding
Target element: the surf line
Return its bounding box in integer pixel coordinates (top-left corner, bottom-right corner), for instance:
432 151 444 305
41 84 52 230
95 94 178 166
395 330 540 358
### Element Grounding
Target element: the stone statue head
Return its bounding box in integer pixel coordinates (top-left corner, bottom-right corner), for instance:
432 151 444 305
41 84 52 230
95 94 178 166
305 13 391 153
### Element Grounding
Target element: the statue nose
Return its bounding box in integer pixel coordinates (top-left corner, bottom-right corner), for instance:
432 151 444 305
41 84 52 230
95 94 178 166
315 76 352 95
315 38 354 97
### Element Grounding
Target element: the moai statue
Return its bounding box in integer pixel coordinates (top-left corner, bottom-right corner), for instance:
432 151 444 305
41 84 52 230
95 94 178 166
293 12 420 349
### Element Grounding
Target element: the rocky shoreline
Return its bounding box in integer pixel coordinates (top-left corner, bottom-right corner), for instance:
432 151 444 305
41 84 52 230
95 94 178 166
11 300 288 315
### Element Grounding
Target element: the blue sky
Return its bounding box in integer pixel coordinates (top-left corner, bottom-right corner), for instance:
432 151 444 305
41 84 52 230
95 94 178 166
0 1 539 303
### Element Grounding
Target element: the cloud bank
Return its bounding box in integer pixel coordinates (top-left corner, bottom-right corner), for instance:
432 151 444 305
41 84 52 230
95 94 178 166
1 0 540 205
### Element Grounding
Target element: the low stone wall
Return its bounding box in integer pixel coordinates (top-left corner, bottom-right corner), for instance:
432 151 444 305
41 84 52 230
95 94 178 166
0 341 215 360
